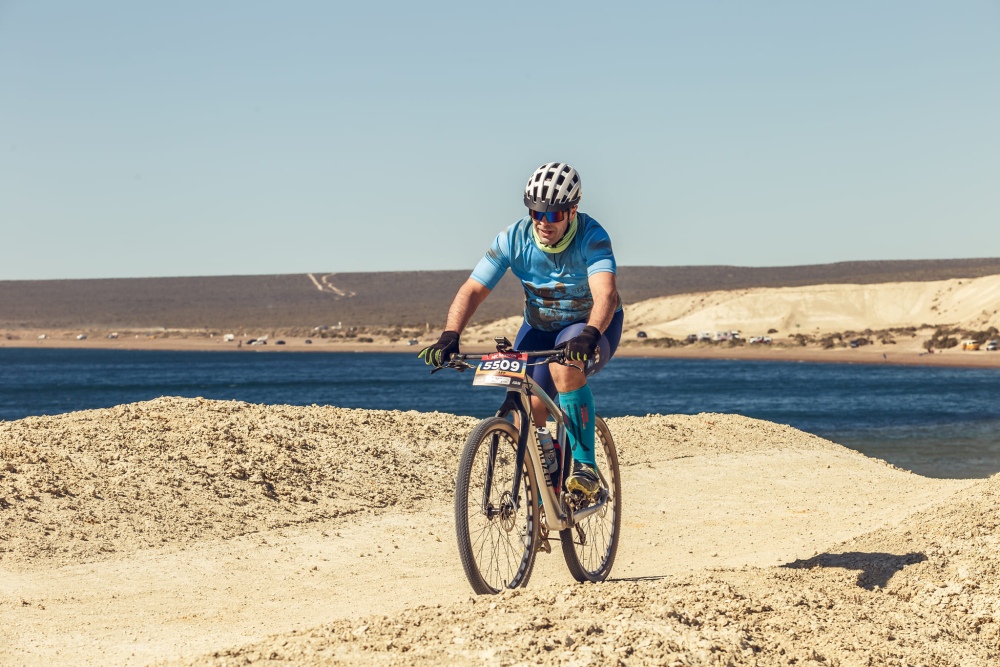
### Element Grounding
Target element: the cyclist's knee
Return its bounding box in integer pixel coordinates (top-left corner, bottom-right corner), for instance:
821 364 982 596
550 361 587 393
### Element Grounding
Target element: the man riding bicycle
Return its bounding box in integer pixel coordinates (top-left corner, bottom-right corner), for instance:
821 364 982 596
419 162 624 500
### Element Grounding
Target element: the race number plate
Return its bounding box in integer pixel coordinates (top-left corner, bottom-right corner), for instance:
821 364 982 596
472 352 528 388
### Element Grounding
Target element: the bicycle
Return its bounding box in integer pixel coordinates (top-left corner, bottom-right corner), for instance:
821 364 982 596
434 336 622 595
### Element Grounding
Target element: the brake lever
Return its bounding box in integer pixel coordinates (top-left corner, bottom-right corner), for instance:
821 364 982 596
552 356 587 374
430 359 473 374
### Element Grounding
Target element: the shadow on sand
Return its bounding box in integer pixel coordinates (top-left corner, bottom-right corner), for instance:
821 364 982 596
783 551 927 590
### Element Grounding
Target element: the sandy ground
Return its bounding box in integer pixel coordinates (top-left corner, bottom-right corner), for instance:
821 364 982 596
2 398 996 665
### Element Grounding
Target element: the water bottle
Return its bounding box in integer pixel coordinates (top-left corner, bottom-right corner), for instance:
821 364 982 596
536 427 558 476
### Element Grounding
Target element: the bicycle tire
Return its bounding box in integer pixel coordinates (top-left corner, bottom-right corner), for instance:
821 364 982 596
560 415 622 582
454 417 540 594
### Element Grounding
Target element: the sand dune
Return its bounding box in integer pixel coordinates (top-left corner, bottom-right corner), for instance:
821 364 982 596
623 273 1000 339
2 399 995 664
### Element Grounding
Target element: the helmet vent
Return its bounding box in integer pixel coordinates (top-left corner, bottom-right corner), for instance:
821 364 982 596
523 162 582 213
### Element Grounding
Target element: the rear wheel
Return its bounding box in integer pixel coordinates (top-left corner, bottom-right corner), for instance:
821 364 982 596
454 417 539 594
560 415 621 582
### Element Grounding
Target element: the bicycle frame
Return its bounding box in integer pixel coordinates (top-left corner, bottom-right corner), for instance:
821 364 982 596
454 349 609 533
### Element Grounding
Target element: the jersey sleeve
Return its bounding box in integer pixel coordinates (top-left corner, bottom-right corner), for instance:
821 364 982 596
583 222 617 276
470 229 512 289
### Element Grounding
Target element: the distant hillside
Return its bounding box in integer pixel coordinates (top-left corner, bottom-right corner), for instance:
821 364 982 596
3 258 1000 330
627 273 1000 337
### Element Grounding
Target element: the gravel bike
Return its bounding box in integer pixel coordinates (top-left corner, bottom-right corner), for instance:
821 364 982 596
435 337 621 594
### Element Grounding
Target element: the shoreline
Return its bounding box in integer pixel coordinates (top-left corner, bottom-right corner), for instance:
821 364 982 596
4 333 1000 369
615 344 1000 369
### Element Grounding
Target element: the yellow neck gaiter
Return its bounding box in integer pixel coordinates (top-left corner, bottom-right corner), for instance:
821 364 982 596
532 214 579 254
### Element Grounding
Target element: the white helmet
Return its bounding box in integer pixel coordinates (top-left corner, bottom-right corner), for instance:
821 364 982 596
523 162 582 212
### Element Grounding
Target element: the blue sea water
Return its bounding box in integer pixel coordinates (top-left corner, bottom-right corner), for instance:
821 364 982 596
1 348 998 479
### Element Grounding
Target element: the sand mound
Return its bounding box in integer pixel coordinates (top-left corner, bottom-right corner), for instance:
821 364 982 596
800 473 1000 648
0 401 856 566
1 400 986 665
183 472 1000 667
0 398 474 564
625 273 1000 338
184 566 993 666
607 412 853 461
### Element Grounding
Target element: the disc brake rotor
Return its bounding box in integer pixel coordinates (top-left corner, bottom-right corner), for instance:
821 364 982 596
498 490 516 532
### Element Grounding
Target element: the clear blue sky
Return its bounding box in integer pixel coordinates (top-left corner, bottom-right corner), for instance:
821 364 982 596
2 1 998 280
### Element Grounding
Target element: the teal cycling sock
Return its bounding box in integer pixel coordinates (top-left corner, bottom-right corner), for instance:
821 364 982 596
559 384 596 468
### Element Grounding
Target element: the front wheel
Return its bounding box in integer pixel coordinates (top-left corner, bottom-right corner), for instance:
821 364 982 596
560 415 621 582
454 417 540 594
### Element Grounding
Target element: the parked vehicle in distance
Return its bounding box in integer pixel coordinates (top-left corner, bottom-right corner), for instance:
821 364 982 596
407 339 420 346
223 333 235 342
636 331 647 338
961 340 981 351
275 340 285 345
76 334 87 340
304 339 313 345
748 336 773 344
985 340 999 351
686 334 698 343
697 332 712 341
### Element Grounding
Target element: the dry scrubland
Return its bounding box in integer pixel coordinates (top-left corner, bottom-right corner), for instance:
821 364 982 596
1 398 997 665
3 258 1000 330
12 273 1000 363
7 262 1000 367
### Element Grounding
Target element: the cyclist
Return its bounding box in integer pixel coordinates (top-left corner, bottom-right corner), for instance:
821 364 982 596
419 162 623 500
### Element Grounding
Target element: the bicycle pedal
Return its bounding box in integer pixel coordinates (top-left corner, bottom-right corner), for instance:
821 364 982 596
566 489 592 510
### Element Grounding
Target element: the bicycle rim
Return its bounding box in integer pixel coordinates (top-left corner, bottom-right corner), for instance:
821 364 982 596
454 417 539 594
561 415 621 582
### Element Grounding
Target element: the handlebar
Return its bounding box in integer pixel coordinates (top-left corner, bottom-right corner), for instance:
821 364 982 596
431 348 568 374
449 349 565 362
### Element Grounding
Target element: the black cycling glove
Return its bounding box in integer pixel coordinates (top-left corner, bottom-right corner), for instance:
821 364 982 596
561 326 602 362
417 330 460 368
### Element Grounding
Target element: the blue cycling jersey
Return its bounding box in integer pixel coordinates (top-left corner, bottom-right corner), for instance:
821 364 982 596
470 213 622 332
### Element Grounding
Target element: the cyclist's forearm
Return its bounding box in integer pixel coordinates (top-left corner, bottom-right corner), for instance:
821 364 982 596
587 301 615 334
444 279 492 333
587 272 618 333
